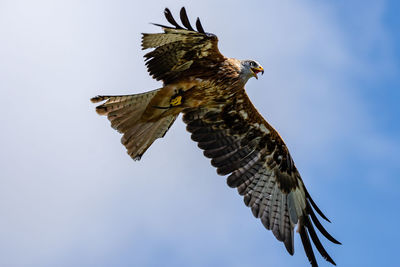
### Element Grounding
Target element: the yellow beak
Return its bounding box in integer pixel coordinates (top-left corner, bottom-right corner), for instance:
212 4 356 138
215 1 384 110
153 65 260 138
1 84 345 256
251 66 264 79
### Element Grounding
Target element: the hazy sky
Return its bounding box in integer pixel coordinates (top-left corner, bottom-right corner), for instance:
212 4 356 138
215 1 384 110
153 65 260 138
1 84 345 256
1 0 399 266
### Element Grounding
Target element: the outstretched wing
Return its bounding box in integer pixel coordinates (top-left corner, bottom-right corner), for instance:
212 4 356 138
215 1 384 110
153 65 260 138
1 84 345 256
142 7 225 84
182 90 340 266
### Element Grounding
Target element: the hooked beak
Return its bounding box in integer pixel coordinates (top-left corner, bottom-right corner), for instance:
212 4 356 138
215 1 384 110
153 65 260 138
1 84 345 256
251 66 264 79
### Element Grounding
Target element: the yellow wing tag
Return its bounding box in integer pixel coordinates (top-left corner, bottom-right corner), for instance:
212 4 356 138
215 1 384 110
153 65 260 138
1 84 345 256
170 95 182 106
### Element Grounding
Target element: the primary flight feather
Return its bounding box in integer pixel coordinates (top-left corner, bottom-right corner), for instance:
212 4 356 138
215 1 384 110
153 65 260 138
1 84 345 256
91 7 340 266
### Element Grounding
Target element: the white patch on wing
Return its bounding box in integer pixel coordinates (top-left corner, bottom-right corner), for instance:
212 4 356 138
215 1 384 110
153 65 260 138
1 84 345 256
198 42 213 58
259 124 270 134
239 110 249 120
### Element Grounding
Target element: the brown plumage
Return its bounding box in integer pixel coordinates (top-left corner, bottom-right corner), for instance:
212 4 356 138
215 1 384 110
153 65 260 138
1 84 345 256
91 7 340 266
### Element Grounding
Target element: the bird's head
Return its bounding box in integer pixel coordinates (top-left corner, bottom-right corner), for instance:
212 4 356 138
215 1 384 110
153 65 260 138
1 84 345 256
240 60 264 82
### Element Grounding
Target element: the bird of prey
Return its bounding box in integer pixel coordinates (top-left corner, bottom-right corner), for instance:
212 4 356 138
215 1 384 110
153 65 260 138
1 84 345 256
91 7 340 266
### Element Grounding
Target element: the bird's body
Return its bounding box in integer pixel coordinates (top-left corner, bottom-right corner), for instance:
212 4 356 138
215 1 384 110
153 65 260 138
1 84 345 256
91 7 340 266
142 58 255 119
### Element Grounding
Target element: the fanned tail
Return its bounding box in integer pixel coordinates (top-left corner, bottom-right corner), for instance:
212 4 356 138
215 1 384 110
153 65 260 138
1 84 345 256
91 89 178 160
120 114 177 160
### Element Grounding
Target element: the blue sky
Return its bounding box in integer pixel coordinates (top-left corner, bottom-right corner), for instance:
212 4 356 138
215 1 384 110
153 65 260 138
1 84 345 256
1 0 399 266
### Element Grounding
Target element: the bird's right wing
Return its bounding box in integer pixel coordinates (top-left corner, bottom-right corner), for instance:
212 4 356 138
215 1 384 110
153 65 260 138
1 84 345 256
182 89 341 266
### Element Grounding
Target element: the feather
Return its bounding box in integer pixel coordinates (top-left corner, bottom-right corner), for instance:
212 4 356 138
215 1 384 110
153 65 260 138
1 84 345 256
267 183 280 230
216 149 258 176
181 90 340 266
164 8 183 29
180 7 194 31
284 219 294 255
228 160 263 188
279 194 287 240
191 130 226 143
142 33 186 50
123 115 177 160
92 89 160 116
204 144 236 159
196 17 205 33
211 145 254 168
308 204 341 244
305 216 336 265
141 8 224 84
287 191 300 224
299 222 318 267
235 167 261 195
305 189 331 222
248 173 267 210
243 171 263 206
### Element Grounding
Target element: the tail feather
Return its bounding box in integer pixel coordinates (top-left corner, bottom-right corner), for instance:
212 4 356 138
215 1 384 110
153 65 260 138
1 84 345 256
122 115 177 160
91 89 160 115
109 108 147 133
92 88 178 160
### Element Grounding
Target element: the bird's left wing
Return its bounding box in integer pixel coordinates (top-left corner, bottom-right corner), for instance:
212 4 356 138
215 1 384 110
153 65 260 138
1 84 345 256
142 7 226 84
182 90 340 266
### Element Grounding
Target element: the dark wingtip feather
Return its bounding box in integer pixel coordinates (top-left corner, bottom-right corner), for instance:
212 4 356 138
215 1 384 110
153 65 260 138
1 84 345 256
299 223 318 267
305 216 337 265
284 239 294 255
164 8 183 29
196 17 205 33
150 22 174 29
305 189 331 223
308 206 342 245
180 7 194 31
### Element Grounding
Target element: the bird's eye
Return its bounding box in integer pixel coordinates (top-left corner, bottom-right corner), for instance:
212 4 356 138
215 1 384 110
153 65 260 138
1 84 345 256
250 61 256 67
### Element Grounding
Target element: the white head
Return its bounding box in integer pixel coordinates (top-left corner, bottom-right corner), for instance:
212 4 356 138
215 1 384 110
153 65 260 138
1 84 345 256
239 60 264 83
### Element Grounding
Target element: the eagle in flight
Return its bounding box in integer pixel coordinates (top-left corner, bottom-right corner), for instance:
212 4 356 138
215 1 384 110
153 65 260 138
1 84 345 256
91 7 340 266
